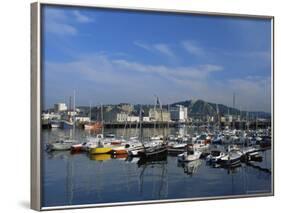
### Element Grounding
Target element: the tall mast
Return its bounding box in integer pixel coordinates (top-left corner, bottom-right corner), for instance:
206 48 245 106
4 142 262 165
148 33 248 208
101 103 104 135
265 79 267 130
73 90 76 139
216 104 220 130
153 95 157 135
246 106 249 131
232 92 236 129
139 106 142 142
228 107 230 127
139 106 145 150
167 104 170 129
239 106 242 130
159 98 165 144
89 102 91 122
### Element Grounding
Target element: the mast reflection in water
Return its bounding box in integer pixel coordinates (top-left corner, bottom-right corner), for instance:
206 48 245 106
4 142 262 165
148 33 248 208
42 128 272 207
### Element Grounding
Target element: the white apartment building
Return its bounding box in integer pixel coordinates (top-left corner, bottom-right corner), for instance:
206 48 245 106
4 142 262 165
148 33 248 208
170 105 188 122
127 116 140 122
54 103 67 112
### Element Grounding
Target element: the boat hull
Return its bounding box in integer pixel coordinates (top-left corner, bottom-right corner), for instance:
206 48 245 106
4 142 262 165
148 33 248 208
111 149 128 155
219 155 241 166
62 121 74 129
90 147 112 154
71 144 84 153
138 146 167 158
51 124 60 128
84 122 103 131
49 143 72 151
178 151 201 162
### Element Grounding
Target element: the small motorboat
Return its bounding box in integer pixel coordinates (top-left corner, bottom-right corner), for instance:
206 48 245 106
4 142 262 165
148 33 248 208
206 150 226 163
240 146 258 155
188 138 210 151
90 146 112 155
247 151 263 161
47 139 76 151
219 151 242 166
89 138 113 155
170 142 187 149
150 135 163 141
126 141 145 156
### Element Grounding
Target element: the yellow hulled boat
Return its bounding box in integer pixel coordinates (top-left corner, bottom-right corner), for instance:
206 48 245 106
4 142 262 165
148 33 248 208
90 146 112 155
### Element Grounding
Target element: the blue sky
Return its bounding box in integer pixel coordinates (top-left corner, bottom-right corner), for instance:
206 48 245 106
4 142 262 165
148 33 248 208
42 5 272 112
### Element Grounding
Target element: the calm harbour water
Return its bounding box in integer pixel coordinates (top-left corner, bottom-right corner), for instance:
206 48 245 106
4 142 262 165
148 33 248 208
42 128 272 207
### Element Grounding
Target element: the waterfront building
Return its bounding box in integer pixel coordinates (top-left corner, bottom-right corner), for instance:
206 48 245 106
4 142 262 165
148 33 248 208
220 116 226 123
41 112 61 121
103 108 126 123
75 116 90 123
227 115 233 122
54 103 67 112
105 105 113 112
67 111 77 116
184 107 188 121
116 112 128 122
170 105 188 122
149 108 171 122
127 116 140 122
143 116 150 122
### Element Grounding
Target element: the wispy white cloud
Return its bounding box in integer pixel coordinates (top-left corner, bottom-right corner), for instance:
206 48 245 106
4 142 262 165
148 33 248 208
182 40 204 56
112 59 222 80
44 8 94 36
45 52 271 112
153 44 175 58
134 41 176 59
45 8 77 36
46 21 77 36
45 53 225 106
133 41 152 51
73 10 94 23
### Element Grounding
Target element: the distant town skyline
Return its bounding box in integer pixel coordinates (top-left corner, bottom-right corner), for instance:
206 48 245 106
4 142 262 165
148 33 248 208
42 5 272 112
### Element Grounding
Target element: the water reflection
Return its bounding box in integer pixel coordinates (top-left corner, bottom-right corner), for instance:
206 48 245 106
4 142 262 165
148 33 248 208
89 154 111 161
137 153 167 167
177 160 202 176
42 128 272 207
138 155 168 198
